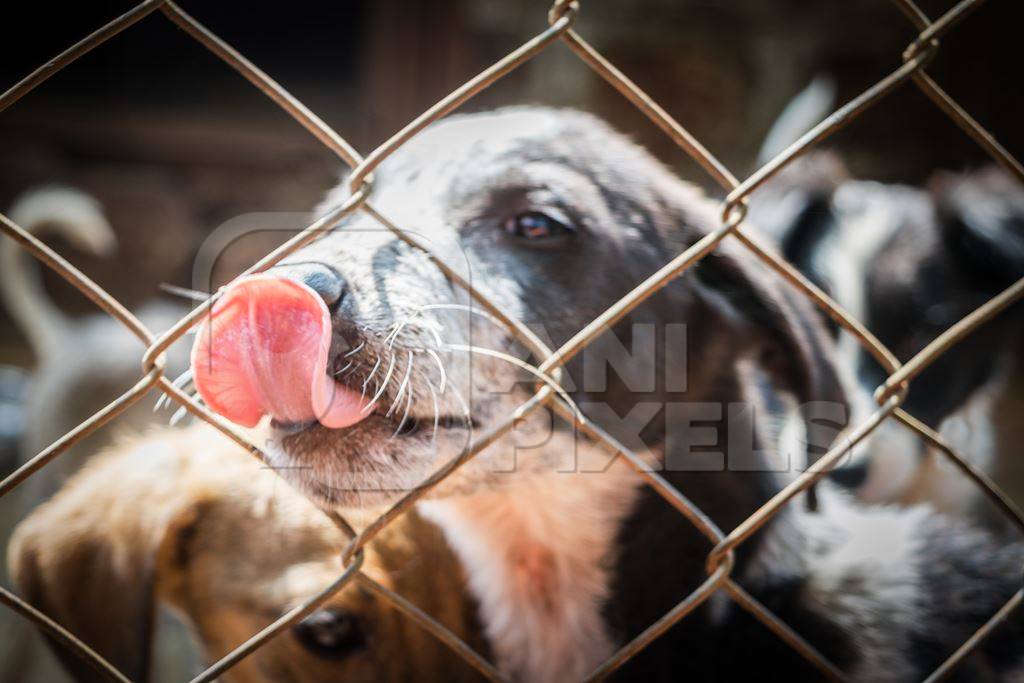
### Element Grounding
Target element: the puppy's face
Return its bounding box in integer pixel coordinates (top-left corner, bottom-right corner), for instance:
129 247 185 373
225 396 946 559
192 109 696 507
193 107 838 509
8 426 485 683
168 497 481 683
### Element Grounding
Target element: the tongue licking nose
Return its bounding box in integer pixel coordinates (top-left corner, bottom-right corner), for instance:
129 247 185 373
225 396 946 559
190 275 371 429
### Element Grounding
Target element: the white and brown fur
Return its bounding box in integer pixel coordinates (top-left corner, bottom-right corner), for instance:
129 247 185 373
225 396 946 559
197 107 1023 681
7 423 488 683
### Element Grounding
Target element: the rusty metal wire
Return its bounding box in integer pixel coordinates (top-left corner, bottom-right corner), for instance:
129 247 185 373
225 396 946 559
1 0 1023 681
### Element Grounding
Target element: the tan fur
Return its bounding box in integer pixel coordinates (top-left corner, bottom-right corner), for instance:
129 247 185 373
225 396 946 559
422 434 643 682
7 424 487 682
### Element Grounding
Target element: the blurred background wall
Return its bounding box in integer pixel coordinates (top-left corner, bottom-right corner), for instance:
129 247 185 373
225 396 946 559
1 0 1021 363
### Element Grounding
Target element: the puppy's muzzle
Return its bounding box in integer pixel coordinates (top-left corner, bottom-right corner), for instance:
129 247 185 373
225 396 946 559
191 266 371 429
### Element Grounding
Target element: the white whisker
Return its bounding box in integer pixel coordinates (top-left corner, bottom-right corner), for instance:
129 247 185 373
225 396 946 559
155 369 194 412
384 323 402 348
386 304 457 350
361 355 383 399
425 348 447 394
427 324 445 349
427 382 440 446
364 352 397 413
169 404 189 426
391 383 415 438
444 343 581 420
419 302 504 328
386 351 415 417
167 391 203 426
343 341 365 358
385 309 420 348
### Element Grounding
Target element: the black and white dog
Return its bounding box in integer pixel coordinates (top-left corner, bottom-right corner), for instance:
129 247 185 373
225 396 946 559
191 108 1024 681
749 155 1024 511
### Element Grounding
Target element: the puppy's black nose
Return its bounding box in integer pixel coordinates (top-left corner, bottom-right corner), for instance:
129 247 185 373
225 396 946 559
271 263 346 311
828 458 870 490
292 609 366 657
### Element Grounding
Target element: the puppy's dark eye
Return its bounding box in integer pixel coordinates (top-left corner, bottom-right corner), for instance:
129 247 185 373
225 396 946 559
503 210 575 243
292 609 366 659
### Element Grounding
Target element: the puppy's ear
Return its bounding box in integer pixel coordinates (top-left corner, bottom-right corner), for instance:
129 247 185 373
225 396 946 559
7 436 202 683
934 168 1024 290
746 152 847 291
692 246 849 457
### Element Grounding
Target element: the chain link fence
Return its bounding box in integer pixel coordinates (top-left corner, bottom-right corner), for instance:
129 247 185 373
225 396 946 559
1 0 1022 680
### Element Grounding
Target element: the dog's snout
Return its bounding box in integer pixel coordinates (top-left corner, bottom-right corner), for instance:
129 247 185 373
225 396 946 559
292 608 366 658
190 273 371 429
272 262 347 311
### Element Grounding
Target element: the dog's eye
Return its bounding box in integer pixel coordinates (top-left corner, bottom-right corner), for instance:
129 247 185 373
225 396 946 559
292 609 366 659
503 210 575 243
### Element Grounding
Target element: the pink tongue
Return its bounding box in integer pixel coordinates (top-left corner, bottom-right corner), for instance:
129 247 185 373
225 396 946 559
191 275 371 429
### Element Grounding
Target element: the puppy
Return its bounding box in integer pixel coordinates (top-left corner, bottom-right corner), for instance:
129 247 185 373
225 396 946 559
8 423 487 683
0 186 191 486
0 187 197 683
749 158 1024 512
190 107 1024 681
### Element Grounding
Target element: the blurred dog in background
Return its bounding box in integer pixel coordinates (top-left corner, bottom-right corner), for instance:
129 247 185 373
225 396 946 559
0 186 191 489
0 186 191 682
751 150 1024 518
9 423 486 683
749 78 1024 520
